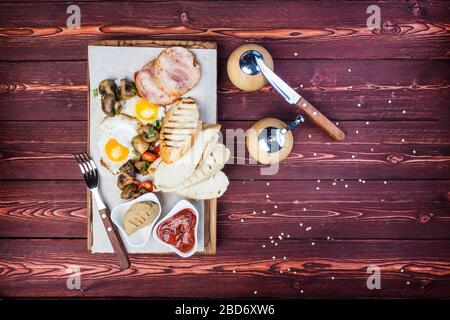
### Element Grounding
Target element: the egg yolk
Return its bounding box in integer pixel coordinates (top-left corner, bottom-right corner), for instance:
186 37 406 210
105 139 129 162
135 98 159 121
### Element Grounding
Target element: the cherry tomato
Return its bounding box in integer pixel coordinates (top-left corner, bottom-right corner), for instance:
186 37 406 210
142 151 158 162
152 145 160 155
138 181 153 192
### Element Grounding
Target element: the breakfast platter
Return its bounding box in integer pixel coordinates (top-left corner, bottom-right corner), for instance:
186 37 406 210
87 40 224 256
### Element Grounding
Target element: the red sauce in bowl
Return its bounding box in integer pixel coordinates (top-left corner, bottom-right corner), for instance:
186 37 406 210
156 209 197 253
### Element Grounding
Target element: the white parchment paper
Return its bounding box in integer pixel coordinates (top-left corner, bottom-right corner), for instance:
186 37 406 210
88 45 217 253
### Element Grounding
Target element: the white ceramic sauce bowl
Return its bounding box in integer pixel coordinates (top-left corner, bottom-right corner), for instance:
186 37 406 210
152 199 199 258
111 192 161 248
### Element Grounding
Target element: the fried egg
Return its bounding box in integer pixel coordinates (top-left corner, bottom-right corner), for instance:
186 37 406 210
121 95 165 125
97 115 140 174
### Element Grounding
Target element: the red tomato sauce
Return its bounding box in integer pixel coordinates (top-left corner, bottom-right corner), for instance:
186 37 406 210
156 209 197 253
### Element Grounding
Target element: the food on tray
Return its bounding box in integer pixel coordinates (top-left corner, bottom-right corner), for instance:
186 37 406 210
153 124 221 189
135 47 200 105
156 208 197 253
176 171 229 200
122 96 165 125
97 115 140 174
124 201 160 235
160 97 201 163
96 46 229 201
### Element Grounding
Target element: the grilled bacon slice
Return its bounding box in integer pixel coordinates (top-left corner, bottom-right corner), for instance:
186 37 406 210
135 47 200 105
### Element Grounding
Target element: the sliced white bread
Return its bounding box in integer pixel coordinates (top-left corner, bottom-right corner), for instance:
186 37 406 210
159 138 230 192
154 123 221 189
176 171 229 200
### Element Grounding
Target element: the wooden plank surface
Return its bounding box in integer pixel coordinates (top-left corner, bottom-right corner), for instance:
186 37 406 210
0 0 449 299
1 60 449 121
0 1 449 60
1 180 449 239
0 239 449 298
0 121 449 180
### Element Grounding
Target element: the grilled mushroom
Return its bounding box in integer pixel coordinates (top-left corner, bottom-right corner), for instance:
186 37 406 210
119 160 136 178
134 161 150 176
121 184 137 199
131 135 150 154
117 174 136 190
101 94 121 117
99 79 118 97
140 125 159 143
118 79 137 100
120 183 148 199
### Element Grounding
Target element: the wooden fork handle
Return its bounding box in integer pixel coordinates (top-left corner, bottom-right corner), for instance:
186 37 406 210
98 208 131 270
296 97 345 141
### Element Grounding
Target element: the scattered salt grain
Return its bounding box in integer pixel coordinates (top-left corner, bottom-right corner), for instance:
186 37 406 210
345 184 348 188
274 205 278 209
311 242 315 246
316 187 320 190
388 100 392 104
254 291 258 295
402 110 406 114
347 68 352 72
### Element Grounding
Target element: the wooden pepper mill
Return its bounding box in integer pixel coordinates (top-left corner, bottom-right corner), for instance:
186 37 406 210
227 44 345 164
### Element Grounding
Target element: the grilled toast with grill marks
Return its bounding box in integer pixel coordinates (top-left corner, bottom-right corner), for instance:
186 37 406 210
159 97 201 164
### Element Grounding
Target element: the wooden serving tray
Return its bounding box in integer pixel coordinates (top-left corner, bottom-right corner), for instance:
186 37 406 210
87 39 217 255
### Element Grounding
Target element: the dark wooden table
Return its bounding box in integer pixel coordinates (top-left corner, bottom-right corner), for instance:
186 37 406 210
0 1 449 299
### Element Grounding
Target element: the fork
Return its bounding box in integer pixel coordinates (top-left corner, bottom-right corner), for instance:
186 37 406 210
74 152 130 269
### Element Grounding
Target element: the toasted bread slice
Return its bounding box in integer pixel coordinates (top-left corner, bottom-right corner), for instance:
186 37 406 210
160 97 201 164
176 171 229 200
154 123 221 189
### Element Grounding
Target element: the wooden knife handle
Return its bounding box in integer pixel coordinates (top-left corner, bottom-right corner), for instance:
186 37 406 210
296 97 345 141
98 207 131 270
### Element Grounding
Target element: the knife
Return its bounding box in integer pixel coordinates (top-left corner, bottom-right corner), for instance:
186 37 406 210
255 57 345 141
